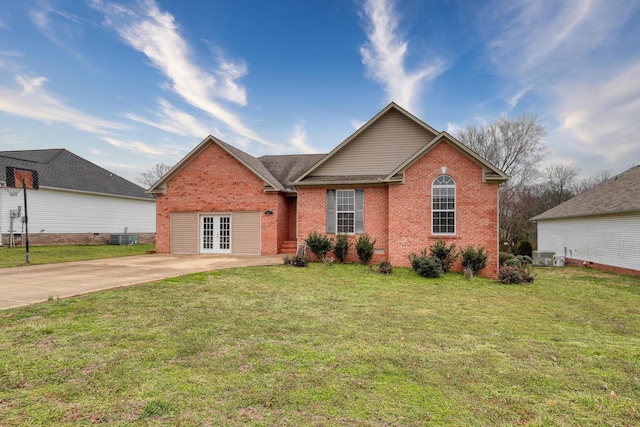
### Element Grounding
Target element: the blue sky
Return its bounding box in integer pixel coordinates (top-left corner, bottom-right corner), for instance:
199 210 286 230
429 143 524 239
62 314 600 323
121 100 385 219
1 0 639 184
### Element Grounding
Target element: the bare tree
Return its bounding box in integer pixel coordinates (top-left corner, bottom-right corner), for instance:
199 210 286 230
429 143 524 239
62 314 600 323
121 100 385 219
457 114 548 188
543 163 580 205
572 169 612 194
136 163 172 188
457 114 548 246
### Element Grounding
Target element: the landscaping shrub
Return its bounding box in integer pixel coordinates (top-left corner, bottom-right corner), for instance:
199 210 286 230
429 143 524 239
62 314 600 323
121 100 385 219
305 231 333 263
376 261 393 275
460 245 488 277
410 255 443 278
499 251 515 265
515 240 533 258
355 234 376 265
333 234 351 263
283 254 309 267
429 239 459 273
499 254 534 283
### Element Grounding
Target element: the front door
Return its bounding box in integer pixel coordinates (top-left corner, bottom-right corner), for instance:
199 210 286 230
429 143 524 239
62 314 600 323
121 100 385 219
201 215 231 254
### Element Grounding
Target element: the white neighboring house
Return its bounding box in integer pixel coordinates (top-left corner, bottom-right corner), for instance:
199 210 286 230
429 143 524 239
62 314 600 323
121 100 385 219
0 149 156 246
531 165 640 275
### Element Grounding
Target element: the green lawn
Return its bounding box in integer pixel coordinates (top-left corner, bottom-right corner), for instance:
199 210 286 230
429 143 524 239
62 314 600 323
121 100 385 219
0 264 638 426
0 244 156 268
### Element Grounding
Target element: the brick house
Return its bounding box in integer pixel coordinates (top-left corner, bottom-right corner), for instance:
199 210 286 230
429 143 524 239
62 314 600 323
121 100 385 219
149 103 509 276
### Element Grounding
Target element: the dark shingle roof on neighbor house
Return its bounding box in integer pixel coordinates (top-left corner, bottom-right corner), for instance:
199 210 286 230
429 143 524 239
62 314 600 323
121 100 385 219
0 149 153 200
532 164 640 221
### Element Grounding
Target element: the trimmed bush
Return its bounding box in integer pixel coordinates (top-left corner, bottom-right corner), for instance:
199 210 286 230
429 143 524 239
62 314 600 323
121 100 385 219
283 254 309 267
429 239 459 273
499 251 515 265
515 240 533 258
305 231 333 262
498 265 534 284
377 261 393 275
333 234 351 263
355 234 376 265
460 245 488 277
410 255 443 278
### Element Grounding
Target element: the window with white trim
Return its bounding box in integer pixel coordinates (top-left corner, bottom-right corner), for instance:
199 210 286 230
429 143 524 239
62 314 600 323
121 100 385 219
432 175 455 234
336 189 355 234
326 189 364 234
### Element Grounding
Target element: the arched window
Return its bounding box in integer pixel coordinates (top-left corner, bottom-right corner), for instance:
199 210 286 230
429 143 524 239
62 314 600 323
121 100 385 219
432 175 455 234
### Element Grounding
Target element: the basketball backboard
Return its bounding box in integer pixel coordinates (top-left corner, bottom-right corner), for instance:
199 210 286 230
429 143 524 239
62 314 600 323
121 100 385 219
6 167 39 190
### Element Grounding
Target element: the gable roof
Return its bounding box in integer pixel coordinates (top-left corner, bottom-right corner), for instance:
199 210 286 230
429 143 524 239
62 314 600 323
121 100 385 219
0 149 153 200
149 103 509 194
148 135 323 194
294 102 508 185
384 132 509 183
532 165 640 221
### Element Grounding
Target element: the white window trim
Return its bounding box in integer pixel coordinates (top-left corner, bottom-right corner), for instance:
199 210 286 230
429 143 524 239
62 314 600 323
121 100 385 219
432 175 456 235
336 189 356 234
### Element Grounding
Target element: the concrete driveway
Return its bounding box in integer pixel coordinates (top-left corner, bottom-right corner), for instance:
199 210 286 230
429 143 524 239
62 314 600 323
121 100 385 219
0 254 285 310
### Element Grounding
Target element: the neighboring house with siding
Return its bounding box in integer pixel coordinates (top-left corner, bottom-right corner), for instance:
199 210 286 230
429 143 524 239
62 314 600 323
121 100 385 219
532 165 640 276
0 149 155 246
149 103 509 277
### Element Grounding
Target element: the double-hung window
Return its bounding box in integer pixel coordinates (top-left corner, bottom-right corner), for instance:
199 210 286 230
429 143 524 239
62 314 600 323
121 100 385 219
336 190 355 234
326 189 364 234
432 175 456 234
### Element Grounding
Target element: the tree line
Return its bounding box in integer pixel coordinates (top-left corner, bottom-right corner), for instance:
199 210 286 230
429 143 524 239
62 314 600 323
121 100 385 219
457 114 610 250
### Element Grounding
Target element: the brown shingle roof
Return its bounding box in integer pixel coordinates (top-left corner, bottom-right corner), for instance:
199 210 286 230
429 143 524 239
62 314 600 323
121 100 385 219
531 165 640 220
258 154 325 190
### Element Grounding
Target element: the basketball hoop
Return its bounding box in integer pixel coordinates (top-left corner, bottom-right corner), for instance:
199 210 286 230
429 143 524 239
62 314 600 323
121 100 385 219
6 187 21 197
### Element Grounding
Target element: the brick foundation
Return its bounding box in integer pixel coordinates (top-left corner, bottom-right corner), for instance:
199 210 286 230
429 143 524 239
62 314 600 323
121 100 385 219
1 232 155 247
565 258 640 276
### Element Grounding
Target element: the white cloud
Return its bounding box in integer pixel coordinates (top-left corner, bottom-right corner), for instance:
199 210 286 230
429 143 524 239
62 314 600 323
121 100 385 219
0 74 124 133
102 136 183 159
92 0 278 148
479 0 640 172
481 0 635 80
446 122 461 135
351 119 366 130
360 0 446 112
125 98 212 138
556 61 640 162
289 121 317 154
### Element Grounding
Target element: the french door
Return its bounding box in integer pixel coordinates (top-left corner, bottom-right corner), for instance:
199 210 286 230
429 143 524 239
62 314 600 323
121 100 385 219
201 215 231 254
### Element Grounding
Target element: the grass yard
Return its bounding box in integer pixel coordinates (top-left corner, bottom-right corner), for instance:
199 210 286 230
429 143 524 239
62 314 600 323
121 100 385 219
0 244 156 268
0 264 638 426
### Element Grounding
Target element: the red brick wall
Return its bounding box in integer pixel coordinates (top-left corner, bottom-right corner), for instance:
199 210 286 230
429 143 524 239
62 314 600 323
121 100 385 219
565 258 640 276
388 140 500 277
155 142 286 254
297 186 389 264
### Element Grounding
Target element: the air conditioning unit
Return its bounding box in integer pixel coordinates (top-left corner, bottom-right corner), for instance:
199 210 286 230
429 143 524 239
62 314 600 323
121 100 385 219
532 251 555 266
109 234 139 245
553 255 565 267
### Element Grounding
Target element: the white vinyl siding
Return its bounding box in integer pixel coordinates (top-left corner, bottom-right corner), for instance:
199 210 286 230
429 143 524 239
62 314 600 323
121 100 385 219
0 187 155 236
313 109 436 176
537 213 640 271
171 212 198 254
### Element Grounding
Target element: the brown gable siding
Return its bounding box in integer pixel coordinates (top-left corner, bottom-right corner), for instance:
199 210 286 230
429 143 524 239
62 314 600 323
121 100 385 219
312 108 436 177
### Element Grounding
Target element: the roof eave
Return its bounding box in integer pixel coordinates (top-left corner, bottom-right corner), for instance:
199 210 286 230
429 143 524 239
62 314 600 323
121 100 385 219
532 208 640 222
